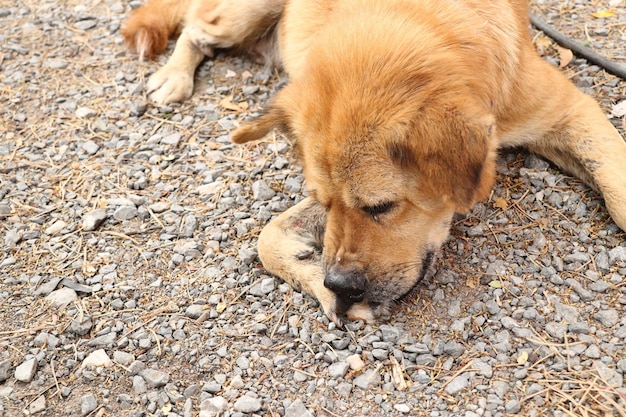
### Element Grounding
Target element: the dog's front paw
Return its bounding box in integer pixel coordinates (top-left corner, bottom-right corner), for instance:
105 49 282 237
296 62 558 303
146 66 194 104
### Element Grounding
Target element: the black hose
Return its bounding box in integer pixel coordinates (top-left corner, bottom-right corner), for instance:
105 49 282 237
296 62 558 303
530 13 626 80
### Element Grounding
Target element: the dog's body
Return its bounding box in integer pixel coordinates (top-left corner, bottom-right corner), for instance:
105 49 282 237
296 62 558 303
124 0 626 325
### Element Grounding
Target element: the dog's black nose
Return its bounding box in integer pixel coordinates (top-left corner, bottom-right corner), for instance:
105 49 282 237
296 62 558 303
324 266 366 303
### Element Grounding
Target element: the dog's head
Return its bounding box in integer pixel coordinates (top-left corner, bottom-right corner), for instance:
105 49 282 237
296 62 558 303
232 26 497 322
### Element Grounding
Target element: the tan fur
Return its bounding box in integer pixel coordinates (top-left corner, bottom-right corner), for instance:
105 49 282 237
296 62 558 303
122 0 192 60
125 0 626 325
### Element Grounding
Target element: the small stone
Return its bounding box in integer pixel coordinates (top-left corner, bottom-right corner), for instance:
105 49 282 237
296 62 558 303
594 360 622 387
113 351 134 366
346 354 365 370
294 370 308 382
113 205 138 220
0 256 16 269
546 322 568 338
0 360 12 382
149 201 171 213
379 324 402 343
82 140 99 155
285 399 312 417
233 395 262 413
554 302 579 323
230 374 245 389
594 309 619 327
140 369 170 387
15 358 37 382
471 359 493 378
252 180 275 201
82 209 108 231
203 381 222 394
394 404 411 414
81 394 98 416
76 107 97 118
75 20 97 30
505 399 521 414
328 361 350 379
69 315 93 336
45 288 78 308
354 368 381 390
589 281 611 293
200 396 228 417
81 349 113 368
5 230 21 245
88 332 116 347
162 133 182 145
443 340 465 357
45 220 67 235
29 395 46 414
445 373 470 395
608 246 626 264
130 100 147 116
132 376 147 394
185 304 205 319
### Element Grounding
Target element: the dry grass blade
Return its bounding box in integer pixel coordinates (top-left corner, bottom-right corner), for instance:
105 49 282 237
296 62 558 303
522 331 626 416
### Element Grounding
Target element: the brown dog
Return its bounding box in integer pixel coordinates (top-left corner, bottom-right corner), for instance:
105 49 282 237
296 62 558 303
124 0 626 325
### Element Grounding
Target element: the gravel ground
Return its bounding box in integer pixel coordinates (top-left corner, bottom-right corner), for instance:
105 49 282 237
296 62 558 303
1 1 626 416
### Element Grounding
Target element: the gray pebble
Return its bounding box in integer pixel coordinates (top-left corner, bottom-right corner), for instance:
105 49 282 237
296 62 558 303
82 140 100 155
608 246 626 264
140 369 170 388
252 180 276 201
81 394 98 416
113 205 138 220
113 351 134 366
445 373 469 395
200 396 228 417
285 399 312 417
132 375 147 394
82 209 108 231
70 315 93 336
234 395 262 413
0 360 13 382
76 107 97 118
15 358 37 383
29 396 46 414
328 361 349 379
594 309 619 327
46 288 78 308
589 281 611 293
505 399 521 414
75 19 97 30
394 403 411 414
87 332 116 347
354 368 381 390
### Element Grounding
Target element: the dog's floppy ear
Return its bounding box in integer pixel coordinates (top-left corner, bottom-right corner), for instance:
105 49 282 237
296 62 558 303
231 97 291 144
398 109 497 213
436 111 496 213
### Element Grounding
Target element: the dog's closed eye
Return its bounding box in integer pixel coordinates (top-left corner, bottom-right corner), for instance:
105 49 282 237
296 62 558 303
362 201 395 218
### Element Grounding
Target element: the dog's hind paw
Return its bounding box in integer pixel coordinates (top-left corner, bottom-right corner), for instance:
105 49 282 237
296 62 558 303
146 66 194 104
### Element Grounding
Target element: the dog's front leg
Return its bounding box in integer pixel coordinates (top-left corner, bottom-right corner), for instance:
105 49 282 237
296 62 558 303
256 197 347 325
146 29 207 104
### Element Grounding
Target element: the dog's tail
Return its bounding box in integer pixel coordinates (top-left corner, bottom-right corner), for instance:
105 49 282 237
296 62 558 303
122 0 192 60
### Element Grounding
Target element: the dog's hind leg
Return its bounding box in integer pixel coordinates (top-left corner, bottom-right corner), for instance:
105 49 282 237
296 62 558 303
256 197 346 325
143 0 285 104
520 64 626 231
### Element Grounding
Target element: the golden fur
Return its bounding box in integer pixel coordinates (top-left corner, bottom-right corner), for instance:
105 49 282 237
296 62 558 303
124 0 626 324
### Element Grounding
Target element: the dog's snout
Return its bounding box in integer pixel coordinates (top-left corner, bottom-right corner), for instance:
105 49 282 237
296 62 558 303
324 266 366 303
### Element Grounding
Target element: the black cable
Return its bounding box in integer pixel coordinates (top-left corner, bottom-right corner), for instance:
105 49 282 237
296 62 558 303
530 13 626 80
